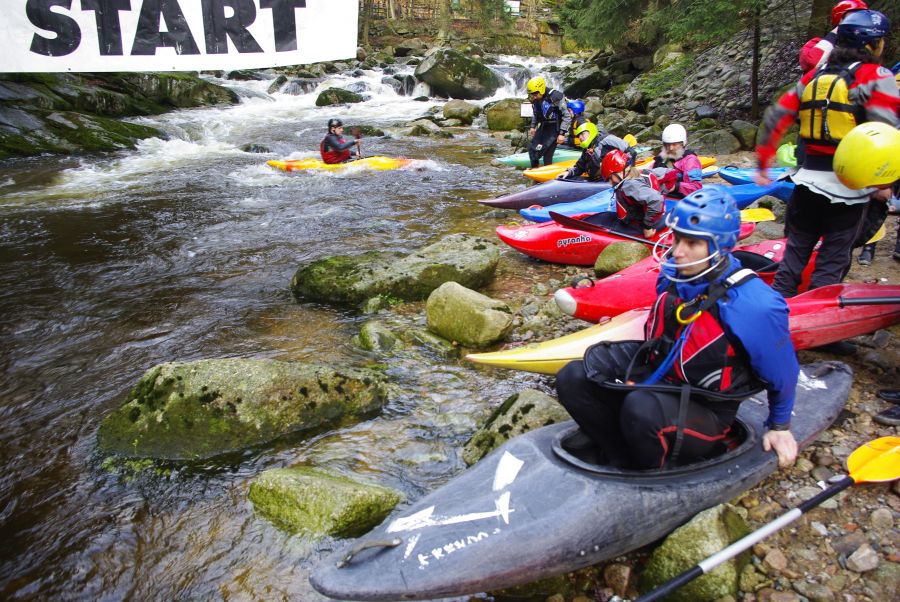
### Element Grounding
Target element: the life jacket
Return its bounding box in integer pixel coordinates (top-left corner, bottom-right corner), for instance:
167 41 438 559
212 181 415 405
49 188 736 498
643 269 762 395
615 172 660 222
798 62 865 147
533 89 564 126
320 136 352 164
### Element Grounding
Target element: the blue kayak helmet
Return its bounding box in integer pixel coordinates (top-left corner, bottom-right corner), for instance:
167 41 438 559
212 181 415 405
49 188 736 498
567 99 585 115
654 187 741 282
837 10 890 49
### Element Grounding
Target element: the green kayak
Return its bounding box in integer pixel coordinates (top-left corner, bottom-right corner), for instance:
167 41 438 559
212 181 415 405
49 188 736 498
496 148 583 169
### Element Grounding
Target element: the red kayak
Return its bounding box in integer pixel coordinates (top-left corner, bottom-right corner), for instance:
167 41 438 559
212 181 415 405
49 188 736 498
496 213 755 266
555 239 817 322
788 283 900 349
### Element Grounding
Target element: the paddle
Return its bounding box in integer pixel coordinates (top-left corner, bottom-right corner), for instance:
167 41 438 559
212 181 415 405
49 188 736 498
635 436 900 602
866 223 886 244
352 127 363 159
548 211 669 247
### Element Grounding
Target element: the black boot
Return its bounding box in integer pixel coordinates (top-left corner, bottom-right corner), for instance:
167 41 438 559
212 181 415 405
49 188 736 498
857 243 875 266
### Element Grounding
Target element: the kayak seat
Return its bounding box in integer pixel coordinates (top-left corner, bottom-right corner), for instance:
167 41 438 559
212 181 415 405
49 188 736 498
553 420 757 478
732 250 779 274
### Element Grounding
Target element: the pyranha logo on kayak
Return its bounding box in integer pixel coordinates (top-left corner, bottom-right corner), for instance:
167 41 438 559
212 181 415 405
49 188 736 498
557 235 592 248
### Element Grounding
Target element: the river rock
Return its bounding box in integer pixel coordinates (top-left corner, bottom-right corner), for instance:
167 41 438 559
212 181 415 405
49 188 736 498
846 543 879 572
248 466 401 537
426 282 512 348
414 48 502 100
594 242 651 276
693 129 742 155
485 98 528 131
730 119 759 150
562 63 612 98
442 99 480 125
315 87 364 106
356 321 403 352
291 234 500 306
97 359 388 461
462 389 569 465
639 504 751 602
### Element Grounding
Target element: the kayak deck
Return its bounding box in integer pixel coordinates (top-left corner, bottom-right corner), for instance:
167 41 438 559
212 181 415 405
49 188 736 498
266 156 411 172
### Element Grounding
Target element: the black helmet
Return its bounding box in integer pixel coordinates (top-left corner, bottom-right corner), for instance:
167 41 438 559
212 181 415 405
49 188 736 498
327 118 343 129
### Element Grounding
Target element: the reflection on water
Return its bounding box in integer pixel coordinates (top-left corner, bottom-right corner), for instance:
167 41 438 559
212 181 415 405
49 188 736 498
0 59 566 600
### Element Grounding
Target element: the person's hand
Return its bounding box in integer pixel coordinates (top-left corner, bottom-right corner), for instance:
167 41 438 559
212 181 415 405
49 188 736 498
556 170 571 180
355 139 361 146
872 187 892 201
659 169 679 194
754 168 772 186
556 134 566 145
643 228 657 238
763 429 798 468
529 128 536 138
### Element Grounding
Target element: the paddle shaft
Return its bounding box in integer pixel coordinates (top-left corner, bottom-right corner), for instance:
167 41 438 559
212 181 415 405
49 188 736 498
838 296 900 307
548 211 669 248
636 477 855 602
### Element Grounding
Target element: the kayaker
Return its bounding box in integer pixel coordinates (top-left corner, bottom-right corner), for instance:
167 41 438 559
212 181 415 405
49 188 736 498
320 118 361 164
799 1 868 72
563 99 588 149
555 122 636 182
755 9 899 299
591 149 665 239
526 76 572 168
555 188 799 470
648 123 703 199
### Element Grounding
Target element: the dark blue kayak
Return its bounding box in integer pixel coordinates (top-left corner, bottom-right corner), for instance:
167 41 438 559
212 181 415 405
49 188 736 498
520 182 789 223
477 179 612 210
310 362 851 601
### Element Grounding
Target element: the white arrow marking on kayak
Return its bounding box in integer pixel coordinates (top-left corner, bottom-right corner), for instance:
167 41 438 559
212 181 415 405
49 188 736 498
492 451 524 492
387 492 514 534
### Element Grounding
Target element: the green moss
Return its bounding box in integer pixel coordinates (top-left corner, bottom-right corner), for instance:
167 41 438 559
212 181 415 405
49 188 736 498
637 53 694 102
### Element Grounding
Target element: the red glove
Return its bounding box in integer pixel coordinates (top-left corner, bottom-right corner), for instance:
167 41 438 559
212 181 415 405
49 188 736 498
659 169 679 194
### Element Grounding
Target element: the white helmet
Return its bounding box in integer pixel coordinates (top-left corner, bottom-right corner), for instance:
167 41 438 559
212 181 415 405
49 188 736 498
661 123 687 144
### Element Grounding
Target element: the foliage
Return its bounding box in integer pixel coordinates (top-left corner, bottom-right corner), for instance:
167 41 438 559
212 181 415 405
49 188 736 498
559 0 769 47
636 52 694 100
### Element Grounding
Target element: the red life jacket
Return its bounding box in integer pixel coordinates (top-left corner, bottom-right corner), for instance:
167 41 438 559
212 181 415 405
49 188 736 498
320 136 352 164
615 172 660 222
643 273 760 395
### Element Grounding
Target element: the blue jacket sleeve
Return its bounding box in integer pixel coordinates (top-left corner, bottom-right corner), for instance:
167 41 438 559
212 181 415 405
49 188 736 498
719 280 798 426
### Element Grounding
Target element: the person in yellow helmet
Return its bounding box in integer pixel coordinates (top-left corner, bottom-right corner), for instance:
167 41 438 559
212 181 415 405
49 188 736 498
526 76 572 168
556 121 635 182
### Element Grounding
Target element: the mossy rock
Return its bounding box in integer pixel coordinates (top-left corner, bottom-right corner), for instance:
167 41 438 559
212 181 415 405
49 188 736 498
249 466 402 537
594 242 651 277
414 47 502 100
639 504 751 602
315 87 364 106
98 359 388 461
462 390 569 466
485 98 529 131
357 321 403 352
426 282 512 348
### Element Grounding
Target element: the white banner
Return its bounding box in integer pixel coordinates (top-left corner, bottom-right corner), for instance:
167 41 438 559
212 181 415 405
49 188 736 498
0 0 358 73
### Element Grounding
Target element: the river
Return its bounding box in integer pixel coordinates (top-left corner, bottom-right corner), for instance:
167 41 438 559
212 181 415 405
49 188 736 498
0 57 574 599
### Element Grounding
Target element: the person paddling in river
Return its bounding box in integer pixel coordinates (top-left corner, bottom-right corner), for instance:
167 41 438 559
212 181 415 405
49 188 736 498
526 76 572 168
320 118 361 164
649 123 703 199
555 188 799 470
755 9 899 300
579 149 664 239
556 121 636 182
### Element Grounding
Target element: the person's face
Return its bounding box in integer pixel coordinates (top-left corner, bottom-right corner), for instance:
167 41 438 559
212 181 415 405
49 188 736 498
577 130 591 146
334 125 344 135
671 233 711 276
528 91 543 102
868 38 885 58
608 171 624 185
663 141 685 156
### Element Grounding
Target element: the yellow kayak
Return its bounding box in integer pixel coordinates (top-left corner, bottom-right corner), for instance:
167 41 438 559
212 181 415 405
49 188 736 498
266 156 412 172
465 308 648 375
523 155 718 183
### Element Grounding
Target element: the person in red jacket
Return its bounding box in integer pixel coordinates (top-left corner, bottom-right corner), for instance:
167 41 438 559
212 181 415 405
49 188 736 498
320 118 360 164
756 10 899 300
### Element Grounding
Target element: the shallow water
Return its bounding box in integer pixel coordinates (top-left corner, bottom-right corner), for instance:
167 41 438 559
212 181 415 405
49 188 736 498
0 61 571 599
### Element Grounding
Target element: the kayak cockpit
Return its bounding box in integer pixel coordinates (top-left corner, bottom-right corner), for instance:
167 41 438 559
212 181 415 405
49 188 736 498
551 420 758 479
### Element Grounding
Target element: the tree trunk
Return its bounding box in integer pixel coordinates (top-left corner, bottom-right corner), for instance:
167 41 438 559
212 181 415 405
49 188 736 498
808 0 833 40
361 0 370 47
751 7 760 119
437 0 453 43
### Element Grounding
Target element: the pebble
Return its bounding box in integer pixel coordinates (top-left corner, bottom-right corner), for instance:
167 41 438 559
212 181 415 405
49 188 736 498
810 521 829 537
793 457 814 473
765 548 789 573
792 579 835 602
814 451 835 467
603 563 631 598
846 543 880 572
833 531 867 556
811 466 834 482
869 508 894 532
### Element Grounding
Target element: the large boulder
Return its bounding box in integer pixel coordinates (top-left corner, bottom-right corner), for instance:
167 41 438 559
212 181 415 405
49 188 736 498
594 242 651 276
425 282 513 348
562 63 612 98
730 119 759 150
414 48 503 100
315 87 364 106
693 129 742 155
639 504 751 601
249 466 402 537
291 234 500 306
485 98 529 131
97 359 388 461
462 390 569 465
442 99 480 125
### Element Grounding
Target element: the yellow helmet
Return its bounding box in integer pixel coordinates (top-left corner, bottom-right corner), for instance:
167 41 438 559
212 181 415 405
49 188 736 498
834 122 900 189
623 133 638 147
574 121 598 148
526 76 546 96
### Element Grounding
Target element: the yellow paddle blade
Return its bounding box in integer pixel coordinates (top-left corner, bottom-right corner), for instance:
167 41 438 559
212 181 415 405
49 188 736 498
866 224 886 244
847 436 900 483
739 208 775 222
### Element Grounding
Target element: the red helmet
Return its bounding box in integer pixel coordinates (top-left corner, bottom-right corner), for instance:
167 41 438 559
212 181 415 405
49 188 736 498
832 0 867 27
601 149 629 180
